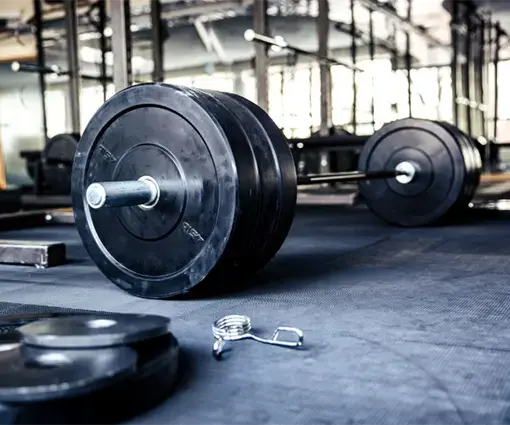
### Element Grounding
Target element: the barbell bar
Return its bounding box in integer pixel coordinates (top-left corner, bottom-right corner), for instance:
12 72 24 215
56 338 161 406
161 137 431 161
11 61 113 83
72 84 487 300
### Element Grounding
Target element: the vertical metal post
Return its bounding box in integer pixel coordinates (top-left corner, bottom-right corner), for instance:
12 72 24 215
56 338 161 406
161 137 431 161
406 0 412 117
493 23 501 141
151 0 164 82
33 0 48 141
478 16 486 140
65 0 81 134
464 10 473 137
350 0 357 133
98 0 108 101
253 0 269 111
110 0 132 91
318 0 332 134
451 0 459 127
368 8 375 131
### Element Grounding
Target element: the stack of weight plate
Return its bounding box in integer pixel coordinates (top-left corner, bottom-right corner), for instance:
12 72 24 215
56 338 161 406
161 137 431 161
0 313 180 424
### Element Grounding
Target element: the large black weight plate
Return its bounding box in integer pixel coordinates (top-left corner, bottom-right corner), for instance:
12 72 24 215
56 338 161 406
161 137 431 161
0 344 136 403
175 87 261 287
203 90 282 274
43 133 79 195
72 83 238 299
359 118 470 227
437 121 482 210
19 313 170 348
222 93 297 268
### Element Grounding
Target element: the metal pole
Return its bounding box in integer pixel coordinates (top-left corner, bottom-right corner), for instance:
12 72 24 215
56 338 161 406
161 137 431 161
451 0 459 127
406 0 412 117
98 0 108 101
493 23 501 141
479 16 486 140
464 10 473 137
110 0 132 91
253 0 269 110
368 8 375 131
350 0 357 133
151 0 164 82
318 0 332 136
65 0 81 134
33 0 48 141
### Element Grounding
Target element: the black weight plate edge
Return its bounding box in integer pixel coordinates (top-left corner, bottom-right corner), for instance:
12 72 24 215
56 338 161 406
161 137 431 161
204 90 282 275
19 313 171 349
0 344 137 403
358 118 466 227
177 87 261 290
430 121 473 212
223 93 297 265
436 121 481 212
43 133 79 162
0 333 180 424
72 83 238 299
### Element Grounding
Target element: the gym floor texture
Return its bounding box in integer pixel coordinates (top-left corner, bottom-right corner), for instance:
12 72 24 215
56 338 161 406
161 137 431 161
1 203 510 424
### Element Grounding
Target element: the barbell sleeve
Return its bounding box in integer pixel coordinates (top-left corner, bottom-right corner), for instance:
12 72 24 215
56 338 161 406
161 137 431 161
86 176 160 210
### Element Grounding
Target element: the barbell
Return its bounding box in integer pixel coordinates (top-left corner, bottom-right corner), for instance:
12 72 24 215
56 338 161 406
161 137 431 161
72 83 500 299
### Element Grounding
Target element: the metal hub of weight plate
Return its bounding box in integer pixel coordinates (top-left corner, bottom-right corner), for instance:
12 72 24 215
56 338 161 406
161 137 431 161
358 118 474 227
19 313 171 348
0 344 136 403
72 83 239 298
224 93 297 270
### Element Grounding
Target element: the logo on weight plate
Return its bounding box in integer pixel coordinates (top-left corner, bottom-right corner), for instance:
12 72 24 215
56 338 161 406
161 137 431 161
98 145 118 163
182 222 204 243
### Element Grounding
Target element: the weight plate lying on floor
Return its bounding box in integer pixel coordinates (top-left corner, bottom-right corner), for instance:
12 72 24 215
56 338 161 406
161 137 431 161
0 312 77 334
72 84 239 298
0 333 181 424
358 118 472 227
0 344 136 403
19 313 171 348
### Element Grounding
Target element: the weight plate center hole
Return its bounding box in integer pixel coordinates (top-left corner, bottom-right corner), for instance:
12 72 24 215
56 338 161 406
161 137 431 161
395 161 417 185
86 319 117 329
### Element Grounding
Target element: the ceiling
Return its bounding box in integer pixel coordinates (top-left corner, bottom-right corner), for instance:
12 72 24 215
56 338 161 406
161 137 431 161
0 0 508 90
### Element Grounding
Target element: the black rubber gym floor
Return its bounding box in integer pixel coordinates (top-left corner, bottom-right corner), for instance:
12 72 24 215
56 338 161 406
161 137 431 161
1 204 510 424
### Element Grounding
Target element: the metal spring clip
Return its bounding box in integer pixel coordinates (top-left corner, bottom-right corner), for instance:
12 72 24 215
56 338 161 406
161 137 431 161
212 315 304 360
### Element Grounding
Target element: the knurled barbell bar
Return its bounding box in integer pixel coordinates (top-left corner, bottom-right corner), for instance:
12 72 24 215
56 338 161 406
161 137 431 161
72 83 497 299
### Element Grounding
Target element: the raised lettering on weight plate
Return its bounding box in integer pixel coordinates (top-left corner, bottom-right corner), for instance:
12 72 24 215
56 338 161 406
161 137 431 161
98 145 118 163
183 222 204 243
